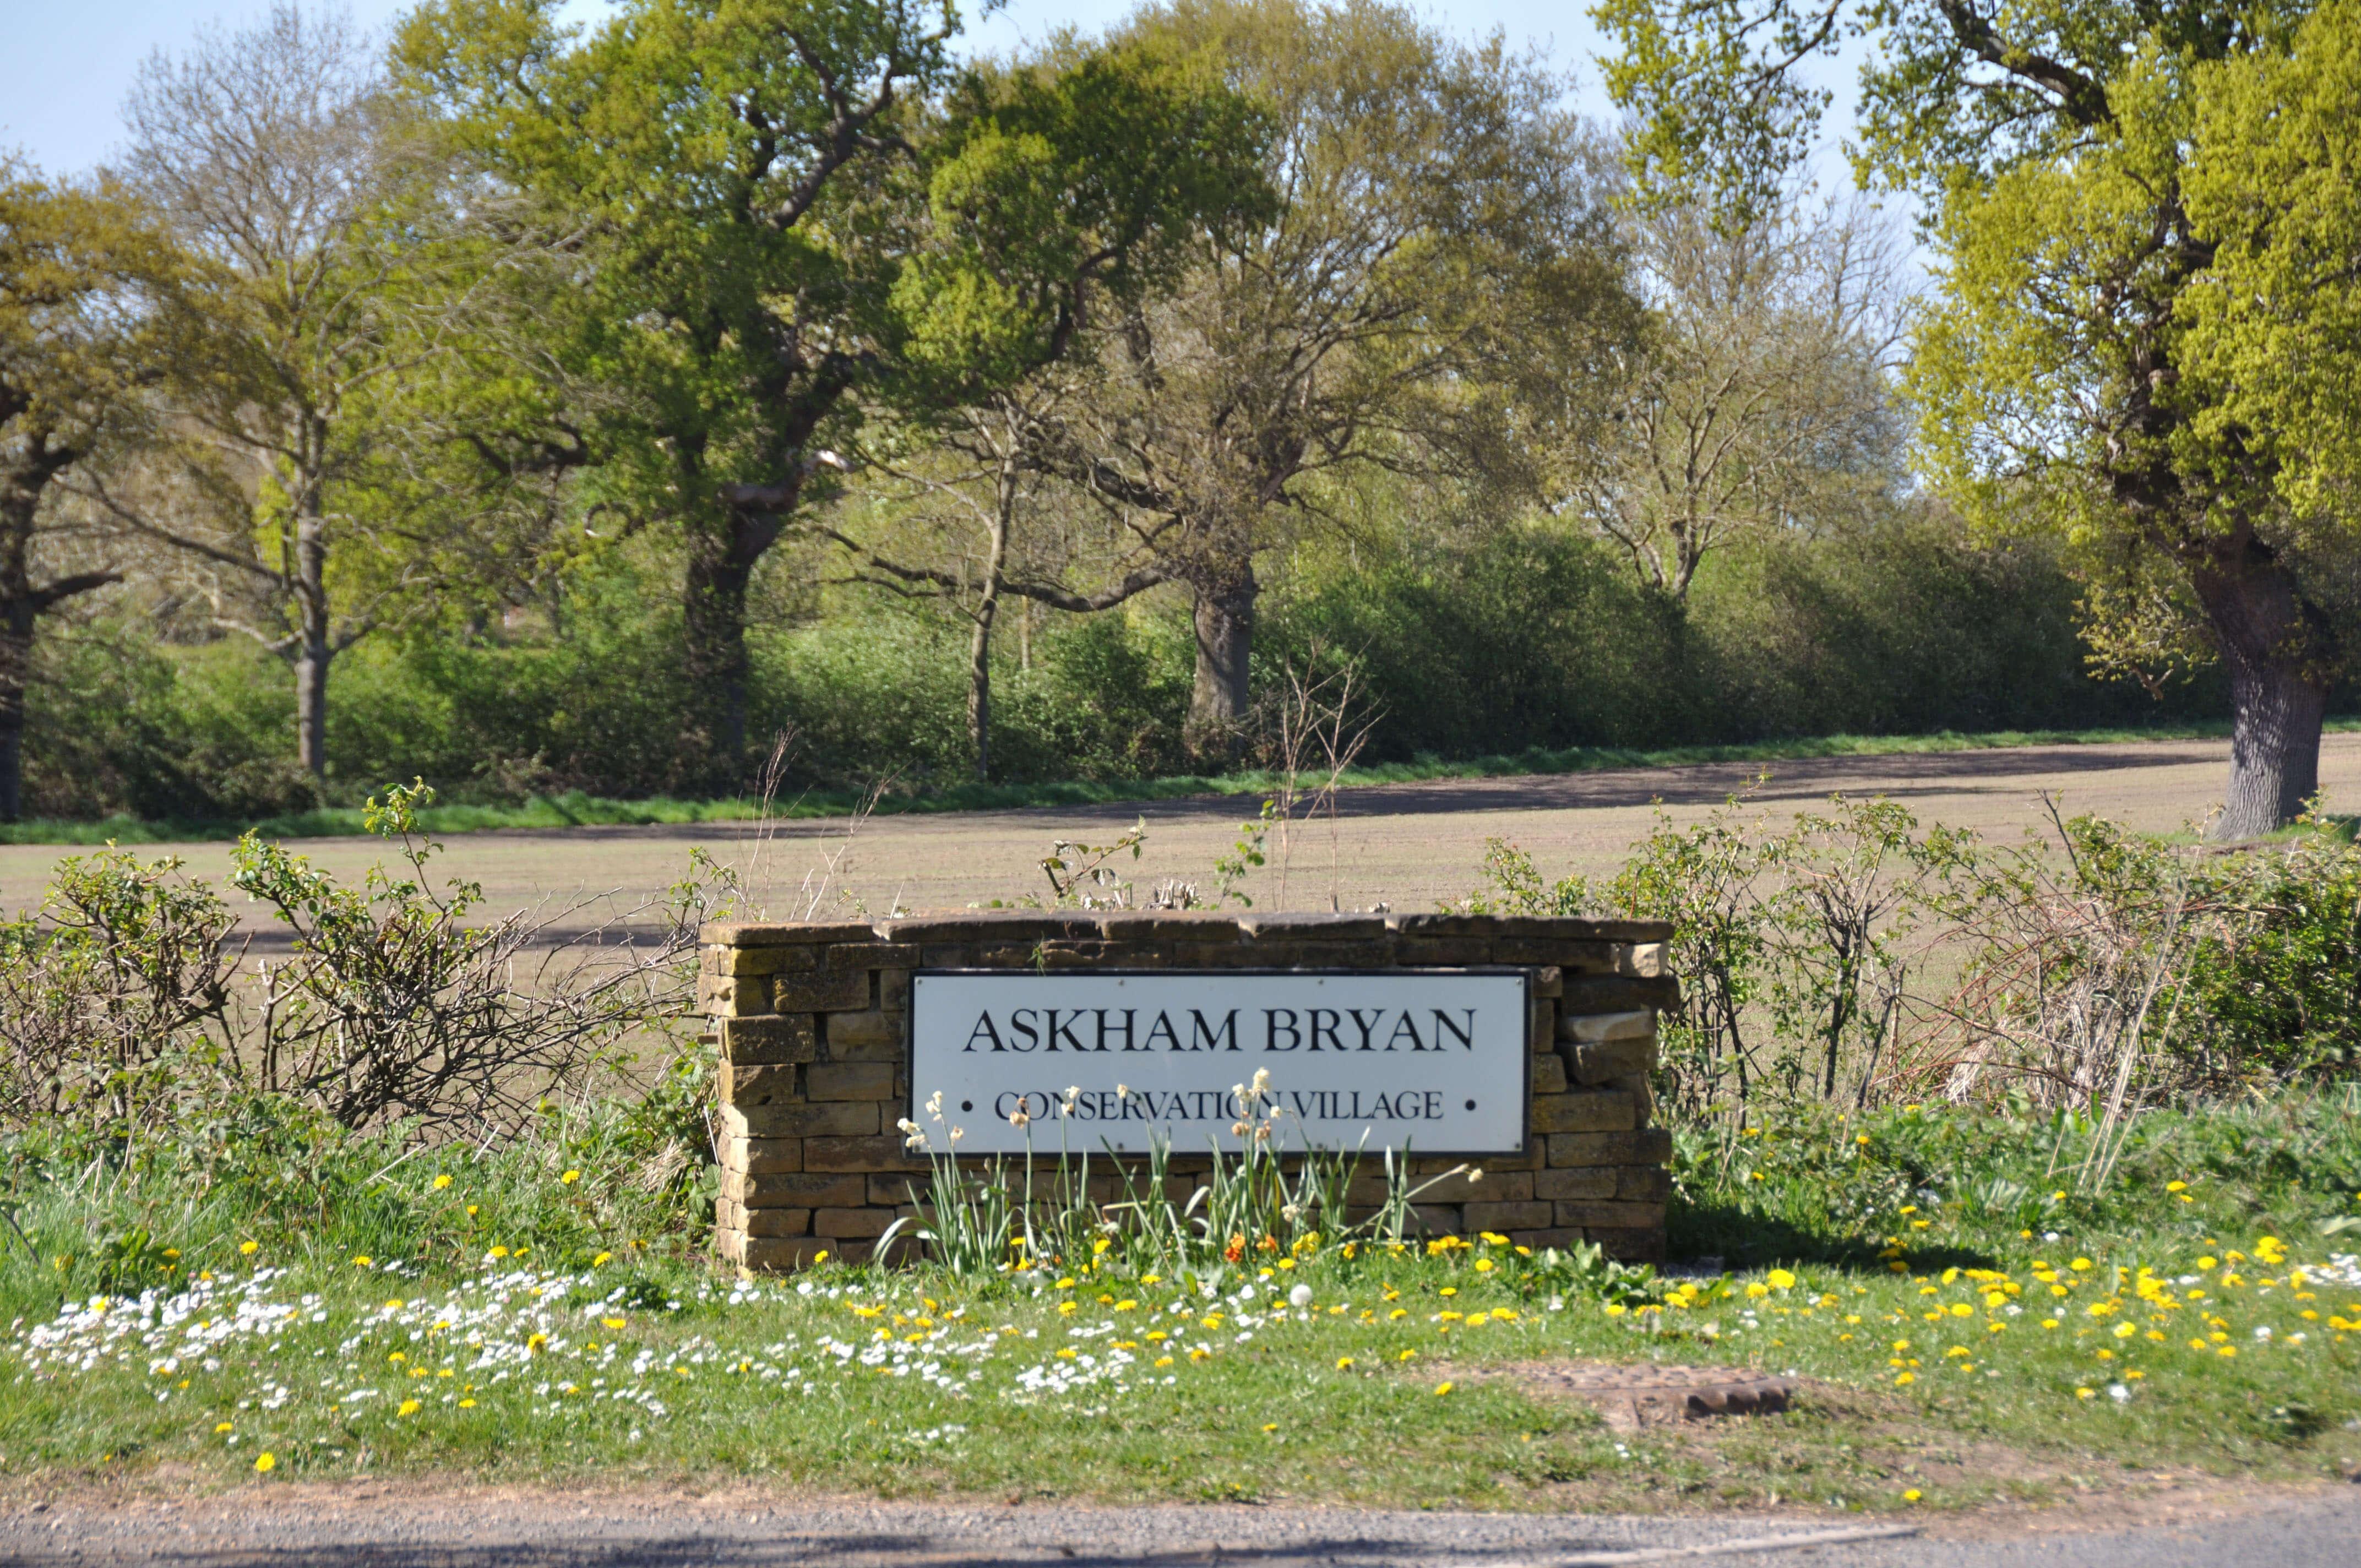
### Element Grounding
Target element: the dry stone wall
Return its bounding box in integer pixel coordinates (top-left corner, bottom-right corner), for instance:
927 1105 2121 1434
699 911 1678 1272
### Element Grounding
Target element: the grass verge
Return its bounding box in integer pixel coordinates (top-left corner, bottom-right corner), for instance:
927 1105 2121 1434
12 717 2358 845
4 1096 2357 1510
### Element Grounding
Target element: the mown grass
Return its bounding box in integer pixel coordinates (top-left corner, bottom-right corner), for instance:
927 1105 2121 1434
4 1093 2358 1510
12 717 2356 845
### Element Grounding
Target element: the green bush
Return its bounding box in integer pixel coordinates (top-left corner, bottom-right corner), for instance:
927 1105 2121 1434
25 510 2266 819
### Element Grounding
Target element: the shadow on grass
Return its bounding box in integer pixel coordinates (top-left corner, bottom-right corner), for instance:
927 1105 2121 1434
1669 1198 1998 1275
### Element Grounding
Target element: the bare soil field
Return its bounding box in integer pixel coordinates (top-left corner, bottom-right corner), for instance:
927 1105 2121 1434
9 734 2356 935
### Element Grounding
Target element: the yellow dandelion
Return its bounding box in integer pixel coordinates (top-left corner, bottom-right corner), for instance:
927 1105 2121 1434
561 1169 580 1185
214 1422 234 1435
1434 1381 1454 1396
253 1452 276 1474
1902 1489 1921 1502
398 1399 421 1417
458 1398 476 1409
238 1240 259 1256
1336 1357 1355 1370
592 1251 612 1266
432 1174 452 1190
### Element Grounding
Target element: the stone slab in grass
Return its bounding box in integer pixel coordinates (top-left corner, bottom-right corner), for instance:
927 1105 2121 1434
1477 1359 1800 1432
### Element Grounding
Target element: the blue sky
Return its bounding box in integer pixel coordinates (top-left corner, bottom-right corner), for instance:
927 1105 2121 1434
0 1 1619 175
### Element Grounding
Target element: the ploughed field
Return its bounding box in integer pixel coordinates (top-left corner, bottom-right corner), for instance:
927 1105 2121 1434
8 733 2355 938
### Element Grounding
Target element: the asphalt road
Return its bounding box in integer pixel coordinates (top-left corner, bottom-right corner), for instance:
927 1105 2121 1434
4 1483 2358 1568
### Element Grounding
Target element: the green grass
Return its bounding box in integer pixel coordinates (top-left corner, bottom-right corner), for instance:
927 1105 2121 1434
12 717 2358 845
5 1092 2358 1509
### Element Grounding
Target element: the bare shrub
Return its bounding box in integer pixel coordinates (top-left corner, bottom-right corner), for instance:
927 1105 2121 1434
0 782 721 1141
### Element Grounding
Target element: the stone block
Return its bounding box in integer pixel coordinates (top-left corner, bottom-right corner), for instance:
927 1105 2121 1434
724 1169 870 1208
719 1060 801 1107
1506 1227 1587 1251
1616 1164 1672 1202
719 1101 880 1140
829 1004 898 1047
868 1175 928 1207
1460 1170 1532 1202
718 1015 817 1065
770 970 872 1013
1529 997 1556 1054
1464 1200 1553 1232
1562 976 1682 1013
1406 1202 1464 1235
1608 1071 1657 1126
1238 913 1391 941
1531 965 1563 999
1392 938 1496 966
823 941 923 971
710 944 818 978
1553 1199 1668 1229
1546 1128 1673 1167
813 1206 896 1239
1539 940 1622 975
806 1062 897 1102
701 920 873 948
699 973 770 1016
876 913 1100 944
1619 942 1669 978
804 1135 928 1174
879 968 912 1009
1100 912 1242 944
742 1206 811 1238
1559 1009 1656 1043
721 1136 802 1175
1531 1090 1637 1134
1535 1166 1620 1202
1564 1035 1658 1086
1530 1053 1569 1096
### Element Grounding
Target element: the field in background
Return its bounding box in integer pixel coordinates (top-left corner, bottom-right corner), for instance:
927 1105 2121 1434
7 731 2355 940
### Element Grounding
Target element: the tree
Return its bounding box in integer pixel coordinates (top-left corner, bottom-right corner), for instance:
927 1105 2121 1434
1032 0 1629 755
817 45 1274 780
0 165 172 819
1596 0 2347 837
395 0 967 778
1569 190 1905 599
101 3 455 780
2179 0 2361 613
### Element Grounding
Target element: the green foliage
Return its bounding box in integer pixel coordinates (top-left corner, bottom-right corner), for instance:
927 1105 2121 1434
1467 799 2361 1126
2181 0 2361 527
883 1074 1492 1280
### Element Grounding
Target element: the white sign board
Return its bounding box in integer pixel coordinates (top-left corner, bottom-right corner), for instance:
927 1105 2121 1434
908 970 1530 1155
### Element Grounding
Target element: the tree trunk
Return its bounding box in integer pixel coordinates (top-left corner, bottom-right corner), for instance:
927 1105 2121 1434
0 598 30 822
2189 539 2333 841
967 476 1014 784
684 533 755 769
1186 567 1257 758
291 506 332 778
293 633 330 777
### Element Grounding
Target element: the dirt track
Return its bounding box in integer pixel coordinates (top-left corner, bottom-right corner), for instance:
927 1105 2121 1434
7 734 2355 932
